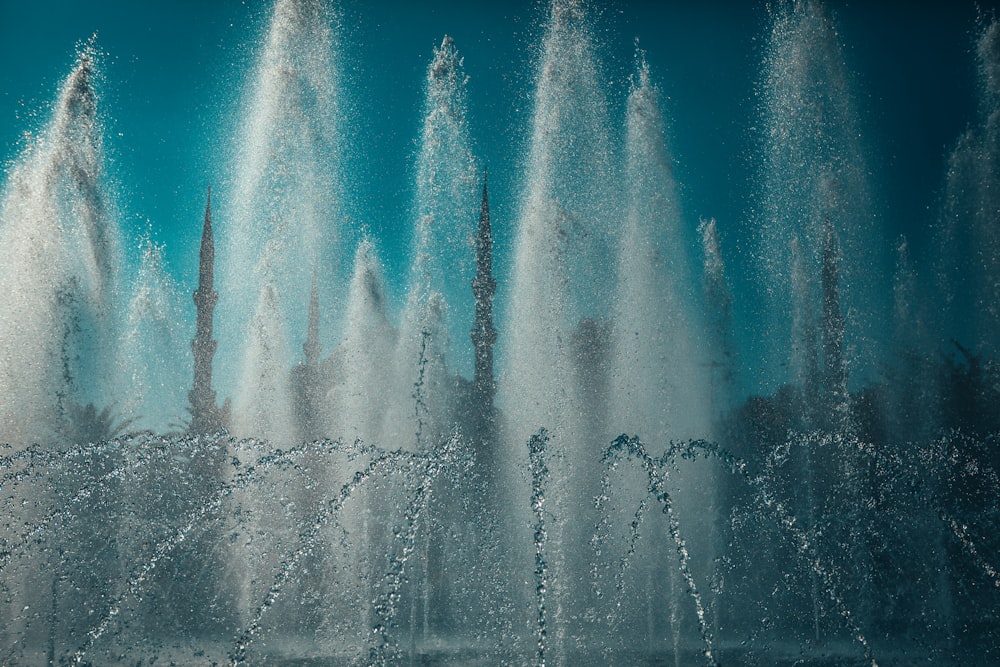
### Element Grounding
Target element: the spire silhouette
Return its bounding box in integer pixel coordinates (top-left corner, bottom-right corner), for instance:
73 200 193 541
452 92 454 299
471 168 497 419
188 186 228 434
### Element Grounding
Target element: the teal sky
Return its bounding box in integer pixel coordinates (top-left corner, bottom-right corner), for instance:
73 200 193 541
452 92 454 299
0 0 994 390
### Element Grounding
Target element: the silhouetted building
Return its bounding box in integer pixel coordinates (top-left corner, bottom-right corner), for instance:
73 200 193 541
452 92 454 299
471 169 497 425
188 187 229 434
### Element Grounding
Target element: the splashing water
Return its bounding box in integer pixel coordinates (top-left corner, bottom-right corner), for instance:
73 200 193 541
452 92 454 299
0 0 998 664
117 235 190 434
0 43 121 447
219 0 345 441
755 0 884 393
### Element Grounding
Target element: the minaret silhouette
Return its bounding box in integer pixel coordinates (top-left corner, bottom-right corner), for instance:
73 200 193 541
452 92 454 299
188 187 227 434
471 168 497 425
464 169 502 546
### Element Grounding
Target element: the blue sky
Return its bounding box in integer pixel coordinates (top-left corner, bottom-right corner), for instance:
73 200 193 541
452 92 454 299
0 0 994 391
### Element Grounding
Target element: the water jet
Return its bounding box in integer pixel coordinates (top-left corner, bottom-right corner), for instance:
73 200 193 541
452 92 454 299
0 0 998 664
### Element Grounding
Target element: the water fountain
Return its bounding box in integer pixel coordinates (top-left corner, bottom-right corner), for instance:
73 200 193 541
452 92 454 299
1 0 999 664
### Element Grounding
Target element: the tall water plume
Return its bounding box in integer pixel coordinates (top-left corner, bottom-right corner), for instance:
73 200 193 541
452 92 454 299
755 0 882 392
117 235 190 434
0 43 121 447
406 35 477 375
611 53 708 443
327 237 397 445
234 284 294 442
499 0 617 655
0 43 123 657
608 54 716 652
750 6 881 635
500 0 616 445
939 18 1000 357
2 2 1000 663
387 36 477 449
220 0 344 440
699 217 737 420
